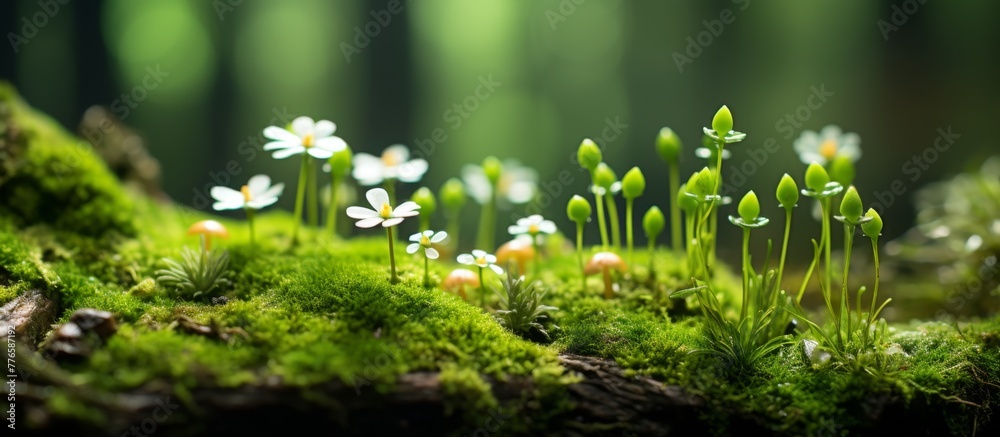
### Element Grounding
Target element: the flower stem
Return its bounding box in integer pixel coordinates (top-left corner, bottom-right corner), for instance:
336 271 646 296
384 179 397 205
424 254 430 288
533 239 541 277
819 198 841 348
841 224 855 344
477 189 497 251
326 174 340 235
577 224 585 291
246 207 255 247
307 156 318 227
478 267 486 308
291 154 309 245
866 238 881 346
776 207 793 293
626 197 634 265
740 227 750 320
606 193 621 250
387 226 399 284
647 237 656 280
669 161 681 252
593 184 609 250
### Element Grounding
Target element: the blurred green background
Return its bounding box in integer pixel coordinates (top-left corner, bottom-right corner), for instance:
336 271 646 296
2 0 997 264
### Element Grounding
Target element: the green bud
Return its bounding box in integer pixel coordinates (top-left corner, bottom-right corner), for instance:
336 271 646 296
828 155 855 187
594 163 617 189
805 162 830 192
411 187 436 217
693 167 715 196
861 208 883 240
678 183 698 213
738 191 760 222
776 174 799 209
327 146 353 177
482 156 502 185
577 139 603 171
839 186 863 221
656 128 682 163
439 178 466 210
622 167 646 199
567 195 592 224
712 105 733 135
643 206 666 240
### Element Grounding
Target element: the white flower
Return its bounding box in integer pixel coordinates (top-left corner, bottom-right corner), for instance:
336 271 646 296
352 144 428 186
793 125 861 166
210 174 285 211
462 159 537 206
507 214 556 243
263 116 347 160
346 188 420 228
457 250 504 275
407 230 447 259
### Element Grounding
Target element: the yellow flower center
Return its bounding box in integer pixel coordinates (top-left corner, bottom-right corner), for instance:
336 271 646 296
819 139 838 160
240 185 252 203
529 224 539 234
379 203 393 219
302 134 315 148
476 256 487 266
382 151 400 167
420 235 430 246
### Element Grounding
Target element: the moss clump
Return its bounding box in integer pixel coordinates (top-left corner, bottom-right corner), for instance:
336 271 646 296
0 83 135 239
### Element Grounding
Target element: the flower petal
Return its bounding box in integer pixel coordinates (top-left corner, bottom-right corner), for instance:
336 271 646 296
263 126 299 142
406 243 420 254
489 264 504 275
508 225 526 235
291 116 315 137
212 200 243 211
307 147 334 160
382 217 404 227
409 232 423 242
247 196 279 210
485 254 497 263
210 186 242 203
397 159 428 182
539 221 557 234
313 120 337 138
366 188 390 211
462 165 492 204
315 136 347 153
457 254 474 264
471 249 486 258
272 146 306 159
263 140 297 151
393 201 421 216
431 231 448 243
383 144 411 163
355 217 384 228
247 174 271 194
259 183 285 200
346 206 378 219
425 248 439 260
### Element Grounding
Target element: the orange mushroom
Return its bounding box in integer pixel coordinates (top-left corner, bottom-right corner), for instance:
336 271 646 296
187 220 229 251
584 252 627 299
495 238 536 276
442 269 479 301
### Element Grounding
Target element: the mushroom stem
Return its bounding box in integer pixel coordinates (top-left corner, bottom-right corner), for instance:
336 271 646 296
602 269 613 299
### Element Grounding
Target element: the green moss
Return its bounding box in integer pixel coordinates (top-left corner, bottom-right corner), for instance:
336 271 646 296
0 83 135 239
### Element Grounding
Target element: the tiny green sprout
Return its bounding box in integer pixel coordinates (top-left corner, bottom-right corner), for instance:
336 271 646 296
738 191 760 222
622 167 646 263
678 183 698 214
594 163 622 250
643 206 666 277
477 156 503 250
861 208 883 240
577 138 603 172
693 167 715 198
828 155 856 187
656 128 683 163
411 187 437 231
839 186 864 222
712 105 734 136
776 173 799 209
567 195 592 290
325 146 353 235
440 178 466 249
805 162 831 192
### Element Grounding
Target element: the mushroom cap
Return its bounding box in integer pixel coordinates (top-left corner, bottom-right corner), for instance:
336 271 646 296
442 269 480 290
495 238 536 265
187 220 230 239
584 251 627 275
